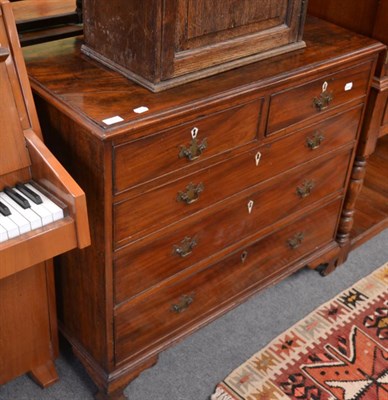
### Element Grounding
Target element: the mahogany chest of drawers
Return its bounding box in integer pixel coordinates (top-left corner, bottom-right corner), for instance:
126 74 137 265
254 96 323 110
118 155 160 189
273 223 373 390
24 17 384 400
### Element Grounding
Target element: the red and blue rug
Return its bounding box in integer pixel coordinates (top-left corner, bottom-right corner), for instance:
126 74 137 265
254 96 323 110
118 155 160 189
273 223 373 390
212 262 388 400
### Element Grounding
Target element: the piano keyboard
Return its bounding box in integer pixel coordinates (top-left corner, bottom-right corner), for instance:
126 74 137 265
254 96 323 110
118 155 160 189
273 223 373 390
0 183 64 243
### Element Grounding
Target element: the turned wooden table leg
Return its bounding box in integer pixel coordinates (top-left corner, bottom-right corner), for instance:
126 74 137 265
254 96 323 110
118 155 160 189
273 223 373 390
337 157 367 248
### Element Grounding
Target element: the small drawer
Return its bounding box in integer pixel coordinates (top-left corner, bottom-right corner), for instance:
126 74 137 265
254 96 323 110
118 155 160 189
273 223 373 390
113 99 263 192
114 150 350 303
113 106 361 246
114 199 342 364
267 61 373 134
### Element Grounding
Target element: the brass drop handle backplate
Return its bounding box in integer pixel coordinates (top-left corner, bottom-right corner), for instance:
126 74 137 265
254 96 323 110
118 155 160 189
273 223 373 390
296 179 315 198
313 81 333 111
173 236 198 258
306 131 325 150
171 294 195 313
287 232 305 249
177 182 204 204
179 127 207 161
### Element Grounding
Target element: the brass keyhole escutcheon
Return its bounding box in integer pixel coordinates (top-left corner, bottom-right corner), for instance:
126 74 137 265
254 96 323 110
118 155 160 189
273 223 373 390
247 200 254 214
241 251 248 263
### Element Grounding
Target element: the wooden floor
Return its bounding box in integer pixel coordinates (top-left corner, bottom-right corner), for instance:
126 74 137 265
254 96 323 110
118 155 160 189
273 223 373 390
351 134 388 248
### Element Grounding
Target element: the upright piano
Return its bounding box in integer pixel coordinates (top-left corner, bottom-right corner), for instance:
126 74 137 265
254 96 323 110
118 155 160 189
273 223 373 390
0 0 89 387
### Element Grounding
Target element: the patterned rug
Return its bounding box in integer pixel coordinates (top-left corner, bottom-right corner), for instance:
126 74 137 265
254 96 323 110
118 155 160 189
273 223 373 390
211 262 388 400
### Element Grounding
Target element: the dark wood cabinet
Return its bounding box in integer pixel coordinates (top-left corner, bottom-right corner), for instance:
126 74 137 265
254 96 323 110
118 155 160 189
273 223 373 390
82 0 308 91
23 16 384 400
308 0 388 251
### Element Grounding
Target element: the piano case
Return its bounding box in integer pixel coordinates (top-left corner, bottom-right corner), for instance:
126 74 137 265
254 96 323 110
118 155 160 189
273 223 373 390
0 0 90 387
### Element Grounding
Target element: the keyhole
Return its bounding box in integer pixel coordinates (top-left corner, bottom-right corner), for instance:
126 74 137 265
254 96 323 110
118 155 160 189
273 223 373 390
241 251 248 263
191 127 199 139
322 81 328 92
255 152 262 166
248 200 254 214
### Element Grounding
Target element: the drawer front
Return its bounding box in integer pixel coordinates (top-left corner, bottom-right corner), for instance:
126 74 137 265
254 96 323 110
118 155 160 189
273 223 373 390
267 61 372 134
113 99 262 192
114 150 351 303
113 106 361 246
114 199 342 364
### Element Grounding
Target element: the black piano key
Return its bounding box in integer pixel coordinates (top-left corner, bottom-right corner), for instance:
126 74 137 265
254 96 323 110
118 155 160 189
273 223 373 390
0 200 11 216
4 186 31 209
16 182 43 204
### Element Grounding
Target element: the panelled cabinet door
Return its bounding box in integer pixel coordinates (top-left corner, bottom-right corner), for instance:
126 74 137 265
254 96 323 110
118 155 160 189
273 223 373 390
162 0 306 79
82 0 307 91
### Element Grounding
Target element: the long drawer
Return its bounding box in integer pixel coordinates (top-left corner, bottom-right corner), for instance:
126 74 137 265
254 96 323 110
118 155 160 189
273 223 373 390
114 199 342 365
267 61 372 134
113 99 263 192
114 150 351 303
113 106 362 245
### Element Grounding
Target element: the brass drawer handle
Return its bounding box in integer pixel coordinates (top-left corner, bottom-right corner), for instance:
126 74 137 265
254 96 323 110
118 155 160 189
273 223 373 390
313 81 333 111
287 232 305 249
296 179 315 198
171 294 195 313
177 182 204 204
179 127 207 161
173 236 197 258
306 131 325 150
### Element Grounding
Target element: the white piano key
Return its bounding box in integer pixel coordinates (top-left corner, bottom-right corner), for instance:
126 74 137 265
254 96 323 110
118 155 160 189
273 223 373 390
0 214 20 239
14 188 53 226
25 184 64 221
0 224 8 242
0 192 42 230
0 194 31 234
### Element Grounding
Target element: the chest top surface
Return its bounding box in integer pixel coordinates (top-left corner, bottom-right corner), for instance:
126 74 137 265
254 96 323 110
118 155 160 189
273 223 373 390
23 16 384 140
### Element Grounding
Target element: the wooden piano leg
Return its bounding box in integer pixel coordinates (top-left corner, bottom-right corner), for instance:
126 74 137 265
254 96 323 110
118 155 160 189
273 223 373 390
29 360 59 388
28 260 59 388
